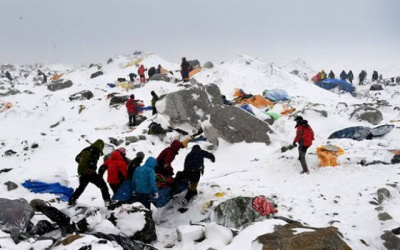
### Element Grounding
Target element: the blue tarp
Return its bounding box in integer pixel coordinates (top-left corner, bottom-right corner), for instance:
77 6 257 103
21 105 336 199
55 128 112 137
22 180 74 202
317 79 356 93
138 106 153 112
263 89 291 102
112 180 132 202
328 126 371 140
240 104 254 114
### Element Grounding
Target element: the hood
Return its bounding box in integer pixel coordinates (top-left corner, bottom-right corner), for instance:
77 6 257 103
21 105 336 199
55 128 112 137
143 157 157 169
92 139 105 154
171 140 183 152
296 119 309 128
110 150 124 161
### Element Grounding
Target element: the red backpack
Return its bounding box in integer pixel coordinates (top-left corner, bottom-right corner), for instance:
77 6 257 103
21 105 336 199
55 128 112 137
252 195 278 216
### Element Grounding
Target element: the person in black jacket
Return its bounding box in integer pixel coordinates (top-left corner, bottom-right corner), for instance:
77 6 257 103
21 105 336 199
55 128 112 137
347 70 354 84
127 151 145 179
340 70 347 80
148 67 156 81
372 70 379 81
174 145 215 204
328 70 335 79
180 57 190 82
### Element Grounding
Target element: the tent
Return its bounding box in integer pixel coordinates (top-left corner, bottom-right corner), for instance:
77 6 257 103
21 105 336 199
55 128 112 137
49 74 63 81
317 145 345 167
328 124 394 141
263 89 291 102
189 67 202 78
311 73 321 84
316 79 356 93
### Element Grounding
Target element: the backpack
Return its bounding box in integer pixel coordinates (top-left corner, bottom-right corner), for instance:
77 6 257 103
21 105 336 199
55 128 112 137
148 122 166 135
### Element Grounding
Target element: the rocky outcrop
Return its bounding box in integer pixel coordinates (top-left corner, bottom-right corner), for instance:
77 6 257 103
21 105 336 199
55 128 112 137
150 73 174 82
47 80 73 91
350 106 383 125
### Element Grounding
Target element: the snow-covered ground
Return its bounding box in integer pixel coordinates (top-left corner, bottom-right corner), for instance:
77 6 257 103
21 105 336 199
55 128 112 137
1 52 400 249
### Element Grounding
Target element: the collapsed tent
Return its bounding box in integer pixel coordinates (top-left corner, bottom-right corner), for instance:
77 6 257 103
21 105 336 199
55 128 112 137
316 79 356 93
263 89 291 102
0 101 12 112
328 124 394 141
0 198 34 241
317 145 345 167
22 180 74 202
234 89 274 108
49 74 63 81
189 67 202 78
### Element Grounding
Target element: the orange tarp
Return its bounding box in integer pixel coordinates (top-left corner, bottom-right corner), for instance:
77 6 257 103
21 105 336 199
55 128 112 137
189 67 202 78
49 74 63 81
241 95 274 108
317 145 345 167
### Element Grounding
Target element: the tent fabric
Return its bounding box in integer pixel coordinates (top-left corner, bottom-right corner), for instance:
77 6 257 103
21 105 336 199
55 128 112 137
263 89 291 102
328 126 372 141
112 180 132 202
49 74 63 81
311 73 321 84
266 111 280 120
240 104 254 114
252 196 278 216
369 124 394 137
241 95 274 108
189 68 202 78
316 78 356 93
22 180 74 202
280 107 296 116
317 145 345 167
0 101 13 112
124 57 144 68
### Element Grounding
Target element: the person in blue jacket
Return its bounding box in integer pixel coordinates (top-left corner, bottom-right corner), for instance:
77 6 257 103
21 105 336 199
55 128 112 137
131 157 158 209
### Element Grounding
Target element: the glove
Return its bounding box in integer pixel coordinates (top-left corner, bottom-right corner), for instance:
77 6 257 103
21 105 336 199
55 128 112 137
153 193 159 199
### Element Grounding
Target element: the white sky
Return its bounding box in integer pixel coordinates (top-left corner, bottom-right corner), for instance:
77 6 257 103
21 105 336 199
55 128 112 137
1 0 399 69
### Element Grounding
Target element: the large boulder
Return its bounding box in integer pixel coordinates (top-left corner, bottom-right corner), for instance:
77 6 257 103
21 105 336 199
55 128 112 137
69 90 94 101
203 61 214 69
203 105 271 145
0 198 35 242
381 231 400 250
90 71 103 79
150 73 174 82
160 83 222 127
350 106 383 125
212 196 266 228
254 221 351 250
47 80 73 91
188 59 201 69
109 94 129 108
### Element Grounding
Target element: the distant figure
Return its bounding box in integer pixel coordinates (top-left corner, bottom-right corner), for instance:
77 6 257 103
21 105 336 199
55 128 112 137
379 74 383 81
131 157 158 209
221 95 232 105
5 71 12 81
347 70 354 84
138 65 146 83
293 116 314 174
372 70 378 81
68 139 112 207
148 66 156 81
38 70 47 83
180 57 190 82
125 94 139 126
128 73 136 82
156 64 162 74
359 70 367 85
328 70 335 79
127 151 145 179
98 148 128 193
150 91 159 115
173 145 215 205
340 70 347 80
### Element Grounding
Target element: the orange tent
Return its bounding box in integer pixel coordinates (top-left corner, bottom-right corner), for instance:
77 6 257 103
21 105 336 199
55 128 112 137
241 95 274 108
317 145 345 167
49 74 63 81
189 68 202 78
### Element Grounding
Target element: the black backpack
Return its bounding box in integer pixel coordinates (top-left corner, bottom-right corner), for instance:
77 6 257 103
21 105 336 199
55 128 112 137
148 122 166 135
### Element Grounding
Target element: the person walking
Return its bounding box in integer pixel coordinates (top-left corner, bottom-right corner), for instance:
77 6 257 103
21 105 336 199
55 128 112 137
138 65 146 83
125 94 138 126
127 151 145 179
155 140 185 177
347 70 354 84
131 157 158 209
359 70 367 85
148 66 156 81
180 57 190 82
174 145 215 205
340 70 347 80
150 91 159 115
293 116 314 174
98 147 128 193
328 70 335 79
372 70 379 82
68 139 112 206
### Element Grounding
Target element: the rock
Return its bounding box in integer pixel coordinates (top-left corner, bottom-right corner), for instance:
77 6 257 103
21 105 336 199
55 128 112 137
370 84 383 91
125 136 139 143
160 83 222 127
350 106 383 125
107 58 113 64
109 95 129 108
90 71 103 79
378 212 393 221
203 105 271 145
4 181 18 191
31 143 39 149
381 231 400 250
377 188 391 204
138 135 146 140
203 61 214 69
109 137 123 147
150 73 174 82
254 222 351 250
4 149 17 156
69 90 94 101
212 196 266 228
177 225 204 242
188 59 201 68
47 80 73 91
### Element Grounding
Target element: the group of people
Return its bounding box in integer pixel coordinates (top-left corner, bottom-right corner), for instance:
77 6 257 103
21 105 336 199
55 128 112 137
136 64 163 83
68 138 216 209
125 91 159 126
323 69 381 85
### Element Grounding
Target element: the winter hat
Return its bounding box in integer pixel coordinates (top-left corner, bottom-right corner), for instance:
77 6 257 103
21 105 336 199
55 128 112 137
92 139 105 155
136 151 145 159
294 116 303 122
117 147 126 155
130 94 135 99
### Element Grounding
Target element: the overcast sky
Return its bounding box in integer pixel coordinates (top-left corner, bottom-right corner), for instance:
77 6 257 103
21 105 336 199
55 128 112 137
1 0 399 70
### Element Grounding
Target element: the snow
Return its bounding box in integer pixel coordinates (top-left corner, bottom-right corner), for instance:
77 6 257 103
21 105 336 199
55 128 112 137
1 53 400 249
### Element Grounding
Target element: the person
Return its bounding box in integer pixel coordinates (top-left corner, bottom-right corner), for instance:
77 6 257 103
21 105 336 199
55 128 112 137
138 65 146 83
127 151 145 179
131 157 158 209
221 95 232 105
359 70 367 85
340 70 347 80
150 91 159 115
372 70 379 81
180 57 190 82
98 147 128 193
156 64 162 74
128 73 136 82
320 70 327 80
347 70 354 84
174 145 215 204
5 71 12 81
148 66 156 80
68 139 112 206
155 140 185 177
328 70 335 79
37 70 47 83
125 94 139 126
293 116 314 174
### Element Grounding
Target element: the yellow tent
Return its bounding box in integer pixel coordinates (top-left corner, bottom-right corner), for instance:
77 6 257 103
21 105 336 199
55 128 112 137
124 57 145 68
317 145 345 167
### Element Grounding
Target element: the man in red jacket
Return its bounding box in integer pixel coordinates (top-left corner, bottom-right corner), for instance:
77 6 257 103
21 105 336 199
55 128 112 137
98 148 128 193
155 140 185 177
293 116 314 174
138 65 146 83
125 94 138 126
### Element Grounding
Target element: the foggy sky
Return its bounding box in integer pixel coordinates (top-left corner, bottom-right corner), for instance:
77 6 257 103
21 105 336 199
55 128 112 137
1 0 399 69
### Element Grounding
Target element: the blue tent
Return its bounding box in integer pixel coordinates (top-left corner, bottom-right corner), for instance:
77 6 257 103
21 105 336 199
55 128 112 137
317 79 356 93
328 126 371 140
263 89 291 102
22 180 74 202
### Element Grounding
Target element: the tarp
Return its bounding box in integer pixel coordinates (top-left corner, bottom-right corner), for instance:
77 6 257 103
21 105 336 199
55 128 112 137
0 101 12 112
311 73 321 84
125 57 144 68
266 111 280 120
189 67 202 78
22 180 74 202
263 89 291 102
49 74 63 81
0 198 34 241
241 95 274 108
240 104 254 114
316 145 345 167
369 124 394 137
316 78 356 93
328 126 371 141
112 180 132 202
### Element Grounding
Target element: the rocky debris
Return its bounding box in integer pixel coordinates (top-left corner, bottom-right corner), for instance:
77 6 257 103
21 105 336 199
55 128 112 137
381 231 400 250
350 106 383 125
47 80 73 91
50 117 65 128
4 149 17 156
377 188 391 204
203 61 214 69
69 90 94 101
378 212 393 221
109 137 124 147
4 181 18 191
109 94 129 108
90 71 103 79
177 225 204 242
150 73 174 82
107 58 113 64
188 59 201 69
